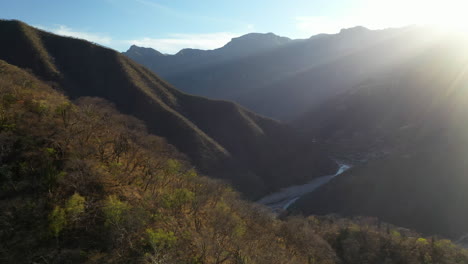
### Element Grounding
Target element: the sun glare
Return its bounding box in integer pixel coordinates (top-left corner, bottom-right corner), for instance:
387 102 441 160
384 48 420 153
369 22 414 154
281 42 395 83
420 0 468 32
361 0 468 33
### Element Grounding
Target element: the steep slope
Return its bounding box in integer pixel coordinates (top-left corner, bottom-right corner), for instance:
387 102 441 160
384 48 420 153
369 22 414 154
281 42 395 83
0 19 336 198
0 59 338 263
1 59 467 264
123 32 291 77
125 26 407 119
292 33 468 238
295 30 468 156
238 26 445 119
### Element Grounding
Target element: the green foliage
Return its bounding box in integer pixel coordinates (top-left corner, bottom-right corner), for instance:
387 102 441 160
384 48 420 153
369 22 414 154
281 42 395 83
49 206 67 237
164 159 183 175
65 193 86 221
161 188 195 210
48 194 85 238
55 102 73 127
184 168 198 180
391 230 401 238
44 147 56 156
102 195 130 228
24 99 49 115
146 228 177 250
417 237 429 245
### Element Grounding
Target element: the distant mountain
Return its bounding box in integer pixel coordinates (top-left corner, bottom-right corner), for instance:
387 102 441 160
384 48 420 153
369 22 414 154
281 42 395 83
124 26 412 119
292 32 468 238
244 26 442 119
214 32 292 57
123 32 291 77
0 19 336 198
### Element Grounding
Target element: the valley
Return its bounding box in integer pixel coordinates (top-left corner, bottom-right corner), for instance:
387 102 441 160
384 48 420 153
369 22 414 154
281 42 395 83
1 12 468 263
258 163 351 212
125 23 468 241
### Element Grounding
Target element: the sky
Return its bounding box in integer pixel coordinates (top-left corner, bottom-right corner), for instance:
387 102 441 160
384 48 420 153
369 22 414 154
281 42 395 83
2 0 467 54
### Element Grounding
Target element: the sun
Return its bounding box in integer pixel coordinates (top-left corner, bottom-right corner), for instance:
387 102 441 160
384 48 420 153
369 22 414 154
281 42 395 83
417 0 468 32
361 0 468 33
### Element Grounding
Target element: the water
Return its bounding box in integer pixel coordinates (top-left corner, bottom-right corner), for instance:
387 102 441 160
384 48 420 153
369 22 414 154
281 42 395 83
257 163 351 211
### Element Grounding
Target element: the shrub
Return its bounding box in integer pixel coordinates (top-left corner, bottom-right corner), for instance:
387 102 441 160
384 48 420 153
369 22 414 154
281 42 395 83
49 206 66 237
161 188 195 211
102 195 130 228
146 228 177 251
65 193 86 221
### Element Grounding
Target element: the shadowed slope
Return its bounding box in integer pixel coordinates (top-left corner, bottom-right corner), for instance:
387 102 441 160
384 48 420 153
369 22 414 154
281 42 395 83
126 26 411 119
0 19 336 198
2 58 466 263
292 35 468 238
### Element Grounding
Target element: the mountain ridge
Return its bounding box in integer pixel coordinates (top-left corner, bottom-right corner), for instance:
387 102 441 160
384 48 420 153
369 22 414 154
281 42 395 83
0 19 336 198
124 25 412 119
123 32 292 77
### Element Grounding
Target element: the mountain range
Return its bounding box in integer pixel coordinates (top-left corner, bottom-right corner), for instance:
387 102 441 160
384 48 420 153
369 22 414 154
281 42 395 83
292 32 468 239
125 32 291 77
3 17 468 262
124 26 424 119
0 19 336 199
127 23 468 239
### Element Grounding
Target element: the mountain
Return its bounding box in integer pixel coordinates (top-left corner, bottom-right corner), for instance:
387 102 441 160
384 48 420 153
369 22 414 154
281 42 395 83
123 32 291 77
218 32 291 55
124 26 413 119
0 19 336 198
291 31 468 238
2 58 466 263
237 26 442 119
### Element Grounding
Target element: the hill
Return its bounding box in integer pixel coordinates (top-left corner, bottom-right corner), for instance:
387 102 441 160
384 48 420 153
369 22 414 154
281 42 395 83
1 58 467 264
124 26 411 119
292 32 468 238
0 19 336 198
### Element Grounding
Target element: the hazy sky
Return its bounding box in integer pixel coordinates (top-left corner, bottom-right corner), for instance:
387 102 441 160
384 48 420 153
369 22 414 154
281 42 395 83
2 0 466 53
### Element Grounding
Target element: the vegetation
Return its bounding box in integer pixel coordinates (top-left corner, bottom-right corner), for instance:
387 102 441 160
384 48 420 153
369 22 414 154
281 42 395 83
0 19 337 199
1 19 468 264
1 59 468 263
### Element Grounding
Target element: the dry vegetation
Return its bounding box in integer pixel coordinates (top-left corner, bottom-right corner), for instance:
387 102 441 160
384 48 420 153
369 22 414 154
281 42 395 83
0 19 339 198
1 59 468 264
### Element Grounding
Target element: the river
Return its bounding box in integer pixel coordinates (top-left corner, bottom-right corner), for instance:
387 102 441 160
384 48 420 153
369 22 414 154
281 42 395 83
257 163 351 212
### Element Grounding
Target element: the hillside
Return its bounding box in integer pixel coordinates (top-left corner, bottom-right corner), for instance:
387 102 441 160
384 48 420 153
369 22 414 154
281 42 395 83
0 19 336 198
292 32 468 238
1 59 468 264
124 26 410 119
239 26 445 119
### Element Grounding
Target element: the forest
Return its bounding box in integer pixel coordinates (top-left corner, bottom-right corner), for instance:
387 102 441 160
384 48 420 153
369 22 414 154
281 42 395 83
1 57 468 263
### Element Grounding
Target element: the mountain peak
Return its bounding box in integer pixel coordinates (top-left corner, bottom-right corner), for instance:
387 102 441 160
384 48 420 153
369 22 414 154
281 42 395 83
226 32 291 47
125 45 164 57
339 26 370 35
171 33 291 58
219 32 291 56
175 48 204 57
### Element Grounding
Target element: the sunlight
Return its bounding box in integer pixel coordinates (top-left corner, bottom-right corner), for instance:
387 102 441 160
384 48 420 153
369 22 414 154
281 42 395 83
420 0 468 32
362 0 468 33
